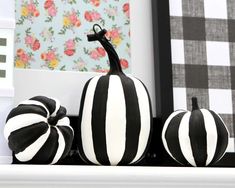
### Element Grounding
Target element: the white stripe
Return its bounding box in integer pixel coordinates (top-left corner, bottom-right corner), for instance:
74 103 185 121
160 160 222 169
4 114 47 139
105 75 126 165
50 127 66 164
217 113 230 138
19 100 50 118
81 76 101 165
15 127 50 162
214 112 229 161
51 98 60 116
56 117 74 135
178 112 197 166
201 109 218 166
161 110 186 164
128 77 151 164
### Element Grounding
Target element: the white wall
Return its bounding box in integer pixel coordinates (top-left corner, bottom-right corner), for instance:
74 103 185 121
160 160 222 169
130 0 156 116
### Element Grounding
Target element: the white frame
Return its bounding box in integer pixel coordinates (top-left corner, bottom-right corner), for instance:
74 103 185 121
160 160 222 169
14 0 156 116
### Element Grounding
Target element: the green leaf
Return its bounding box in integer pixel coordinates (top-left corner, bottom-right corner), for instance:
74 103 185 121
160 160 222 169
60 65 66 71
25 28 31 34
45 16 53 22
16 17 24 25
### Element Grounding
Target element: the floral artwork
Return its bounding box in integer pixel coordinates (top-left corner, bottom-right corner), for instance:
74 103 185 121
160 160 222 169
15 0 131 73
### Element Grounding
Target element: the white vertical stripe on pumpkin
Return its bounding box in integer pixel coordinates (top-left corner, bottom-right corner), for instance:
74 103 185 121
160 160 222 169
201 109 218 166
19 100 50 118
161 110 186 164
51 127 66 164
105 75 126 165
129 76 151 164
56 117 74 134
15 126 51 162
178 112 197 166
81 76 101 165
51 98 60 117
4 114 47 139
215 113 229 162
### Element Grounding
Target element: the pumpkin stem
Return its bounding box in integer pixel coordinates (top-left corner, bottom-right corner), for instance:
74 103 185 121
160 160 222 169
87 24 123 75
192 97 199 111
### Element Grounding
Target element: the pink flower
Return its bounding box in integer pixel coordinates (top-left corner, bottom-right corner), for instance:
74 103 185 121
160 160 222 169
20 53 30 62
120 59 129 69
48 5 57 17
25 35 34 45
90 50 100 60
32 39 40 51
110 29 119 38
96 47 106 57
91 11 101 21
84 11 92 22
64 49 75 56
44 0 53 9
69 13 78 25
46 51 56 61
65 39 75 49
27 3 36 13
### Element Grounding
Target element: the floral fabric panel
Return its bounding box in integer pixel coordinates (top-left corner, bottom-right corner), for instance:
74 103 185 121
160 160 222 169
15 0 131 73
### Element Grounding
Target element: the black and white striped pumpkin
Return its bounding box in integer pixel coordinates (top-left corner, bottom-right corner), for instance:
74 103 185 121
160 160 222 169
162 97 229 167
4 96 74 164
77 24 152 165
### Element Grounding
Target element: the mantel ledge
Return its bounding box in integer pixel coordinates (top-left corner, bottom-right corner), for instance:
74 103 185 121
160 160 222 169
0 165 235 188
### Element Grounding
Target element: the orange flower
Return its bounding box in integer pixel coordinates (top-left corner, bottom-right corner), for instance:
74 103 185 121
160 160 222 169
75 20 81 27
17 49 25 57
33 10 40 17
91 0 100 7
41 53 47 60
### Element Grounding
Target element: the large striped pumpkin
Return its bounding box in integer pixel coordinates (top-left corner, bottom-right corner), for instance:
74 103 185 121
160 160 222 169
4 96 74 164
77 24 152 165
162 97 229 167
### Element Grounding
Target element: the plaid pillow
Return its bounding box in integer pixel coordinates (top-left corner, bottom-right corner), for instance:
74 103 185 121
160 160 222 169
170 0 235 152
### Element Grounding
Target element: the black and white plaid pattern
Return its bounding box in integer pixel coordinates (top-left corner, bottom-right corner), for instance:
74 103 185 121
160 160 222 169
170 0 235 152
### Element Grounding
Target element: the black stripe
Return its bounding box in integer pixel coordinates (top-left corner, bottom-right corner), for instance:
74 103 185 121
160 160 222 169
30 127 59 164
118 75 141 165
9 122 48 153
6 105 47 121
58 126 74 160
209 110 229 165
189 110 207 166
48 106 67 125
92 76 110 165
77 78 94 165
131 80 153 164
165 112 188 165
30 96 56 115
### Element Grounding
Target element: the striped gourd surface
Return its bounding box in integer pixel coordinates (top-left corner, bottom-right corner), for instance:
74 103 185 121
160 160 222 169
78 74 152 165
4 96 74 164
162 97 229 167
77 24 152 165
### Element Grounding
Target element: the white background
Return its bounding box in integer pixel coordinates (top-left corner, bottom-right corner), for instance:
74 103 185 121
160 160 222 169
14 0 156 116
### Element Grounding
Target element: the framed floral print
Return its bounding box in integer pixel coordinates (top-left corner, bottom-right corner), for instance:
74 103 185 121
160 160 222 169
14 0 156 117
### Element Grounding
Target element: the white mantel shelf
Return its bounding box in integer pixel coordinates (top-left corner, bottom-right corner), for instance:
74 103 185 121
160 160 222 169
0 165 235 188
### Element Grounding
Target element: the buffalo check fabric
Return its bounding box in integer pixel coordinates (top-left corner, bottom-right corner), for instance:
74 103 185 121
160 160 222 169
169 0 235 152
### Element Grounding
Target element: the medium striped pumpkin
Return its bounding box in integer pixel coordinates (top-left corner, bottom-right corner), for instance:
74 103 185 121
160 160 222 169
162 97 229 167
4 96 74 164
77 24 152 165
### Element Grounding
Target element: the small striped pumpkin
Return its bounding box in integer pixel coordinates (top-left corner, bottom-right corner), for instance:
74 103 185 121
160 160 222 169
77 24 152 165
162 97 229 167
4 96 74 164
